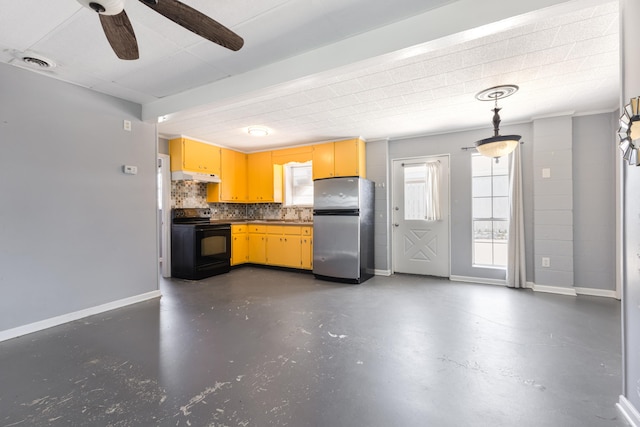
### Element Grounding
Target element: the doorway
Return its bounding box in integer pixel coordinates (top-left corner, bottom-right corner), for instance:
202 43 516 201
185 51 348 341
158 154 171 278
392 155 450 277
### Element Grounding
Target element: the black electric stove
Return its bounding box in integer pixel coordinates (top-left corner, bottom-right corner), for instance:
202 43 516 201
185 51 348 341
171 208 231 280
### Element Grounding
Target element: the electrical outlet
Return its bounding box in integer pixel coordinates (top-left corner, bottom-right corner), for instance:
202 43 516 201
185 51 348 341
123 120 132 131
542 257 550 268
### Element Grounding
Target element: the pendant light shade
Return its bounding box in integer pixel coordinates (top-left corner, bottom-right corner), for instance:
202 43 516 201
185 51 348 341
475 85 521 161
476 135 520 158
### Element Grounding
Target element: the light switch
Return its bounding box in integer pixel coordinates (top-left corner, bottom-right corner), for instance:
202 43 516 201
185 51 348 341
542 168 551 178
542 257 550 267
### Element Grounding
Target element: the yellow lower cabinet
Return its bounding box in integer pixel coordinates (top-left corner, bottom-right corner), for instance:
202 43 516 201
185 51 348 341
265 225 311 269
265 226 285 266
248 225 267 264
301 226 313 270
231 225 248 266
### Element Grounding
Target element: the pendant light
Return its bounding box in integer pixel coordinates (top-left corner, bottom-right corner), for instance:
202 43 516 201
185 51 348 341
475 85 521 162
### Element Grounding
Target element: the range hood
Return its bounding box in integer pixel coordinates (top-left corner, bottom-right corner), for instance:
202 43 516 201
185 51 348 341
171 171 221 183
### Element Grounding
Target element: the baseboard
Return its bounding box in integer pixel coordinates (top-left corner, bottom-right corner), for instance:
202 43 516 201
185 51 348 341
449 275 507 286
617 395 640 427
0 290 162 343
374 269 392 276
574 287 619 299
528 283 577 296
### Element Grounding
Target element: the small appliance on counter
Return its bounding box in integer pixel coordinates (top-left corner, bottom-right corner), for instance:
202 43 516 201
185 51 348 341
313 177 375 284
171 208 231 280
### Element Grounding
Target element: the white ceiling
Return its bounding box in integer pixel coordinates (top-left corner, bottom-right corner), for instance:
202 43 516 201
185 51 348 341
0 0 620 151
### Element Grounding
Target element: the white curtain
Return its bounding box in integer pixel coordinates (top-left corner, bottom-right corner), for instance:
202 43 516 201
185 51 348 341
506 144 526 288
425 162 441 221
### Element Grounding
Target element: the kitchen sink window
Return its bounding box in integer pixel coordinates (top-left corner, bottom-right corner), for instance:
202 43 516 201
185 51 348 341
471 154 509 268
284 161 313 206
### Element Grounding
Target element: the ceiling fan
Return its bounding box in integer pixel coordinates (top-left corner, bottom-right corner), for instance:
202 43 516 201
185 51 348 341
77 0 244 60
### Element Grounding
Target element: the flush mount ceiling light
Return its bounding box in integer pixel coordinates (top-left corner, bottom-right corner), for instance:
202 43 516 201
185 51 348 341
247 126 269 137
475 85 521 162
618 96 640 166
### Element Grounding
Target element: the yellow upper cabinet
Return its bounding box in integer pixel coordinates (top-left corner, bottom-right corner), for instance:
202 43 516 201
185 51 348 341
312 138 366 180
209 148 247 202
312 142 335 180
247 151 283 203
334 138 366 178
169 137 221 175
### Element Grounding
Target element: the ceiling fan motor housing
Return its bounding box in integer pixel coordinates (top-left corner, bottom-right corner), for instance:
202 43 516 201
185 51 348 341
77 0 124 15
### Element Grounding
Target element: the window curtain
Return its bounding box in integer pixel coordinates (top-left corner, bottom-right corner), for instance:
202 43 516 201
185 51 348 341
425 162 441 221
506 144 526 288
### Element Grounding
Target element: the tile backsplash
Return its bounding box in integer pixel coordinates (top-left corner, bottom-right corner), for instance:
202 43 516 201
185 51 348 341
170 181 312 222
171 181 209 208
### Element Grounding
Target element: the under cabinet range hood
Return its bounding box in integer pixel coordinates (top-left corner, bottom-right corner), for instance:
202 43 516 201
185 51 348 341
171 171 221 183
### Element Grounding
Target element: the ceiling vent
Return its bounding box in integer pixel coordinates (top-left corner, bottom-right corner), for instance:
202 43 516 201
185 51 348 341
12 52 57 70
23 56 52 68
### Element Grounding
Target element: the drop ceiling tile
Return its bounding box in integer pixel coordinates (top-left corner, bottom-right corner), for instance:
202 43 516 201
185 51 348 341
424 53 464 76
389 62 428 83
114 51 227 98
445 65 483 85
461 39 510 68
523 44 574 66
402 91 434 106
376 96 408 109
354 87 391 104
410 75 446 92
565 33 618 60
0 1 81 52
533 5 597 31
329 79 365 96
579 51 619 70
330 94 361 109
505 27 559 57
357 71 395 91
552 13 618 46
432 83 465 100
481 55 527 78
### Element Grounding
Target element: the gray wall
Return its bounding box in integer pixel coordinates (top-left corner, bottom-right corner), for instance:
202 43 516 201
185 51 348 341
0 63 158 331
159 137 170 155
367 114 615 291
533 116 574 288
366 139 391 272
573 113 617 291
386 123 534 281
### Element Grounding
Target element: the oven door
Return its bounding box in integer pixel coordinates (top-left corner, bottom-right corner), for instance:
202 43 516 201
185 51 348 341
195 225 231 266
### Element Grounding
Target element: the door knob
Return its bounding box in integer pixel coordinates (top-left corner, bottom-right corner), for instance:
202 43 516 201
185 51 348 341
394 223 399 227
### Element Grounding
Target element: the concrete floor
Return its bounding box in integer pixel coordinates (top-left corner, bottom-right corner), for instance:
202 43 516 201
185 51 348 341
0 267 627 427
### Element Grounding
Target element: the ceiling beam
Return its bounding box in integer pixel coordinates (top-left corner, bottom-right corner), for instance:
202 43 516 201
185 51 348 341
142 0 582 122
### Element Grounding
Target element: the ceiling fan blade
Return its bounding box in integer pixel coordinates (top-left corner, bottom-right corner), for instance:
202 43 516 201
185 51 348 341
99 10 139 60
138 0 244 51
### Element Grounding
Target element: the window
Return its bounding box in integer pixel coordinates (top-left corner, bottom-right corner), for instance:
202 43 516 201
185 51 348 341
284 161 313 206
472 154 509 267
403 162 441 221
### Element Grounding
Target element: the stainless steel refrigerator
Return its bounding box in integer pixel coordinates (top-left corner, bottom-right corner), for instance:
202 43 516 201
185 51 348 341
313 177 375 284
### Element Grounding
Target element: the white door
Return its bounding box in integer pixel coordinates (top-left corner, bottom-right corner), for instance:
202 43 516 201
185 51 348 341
392 155 450 277
158 154 171 278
